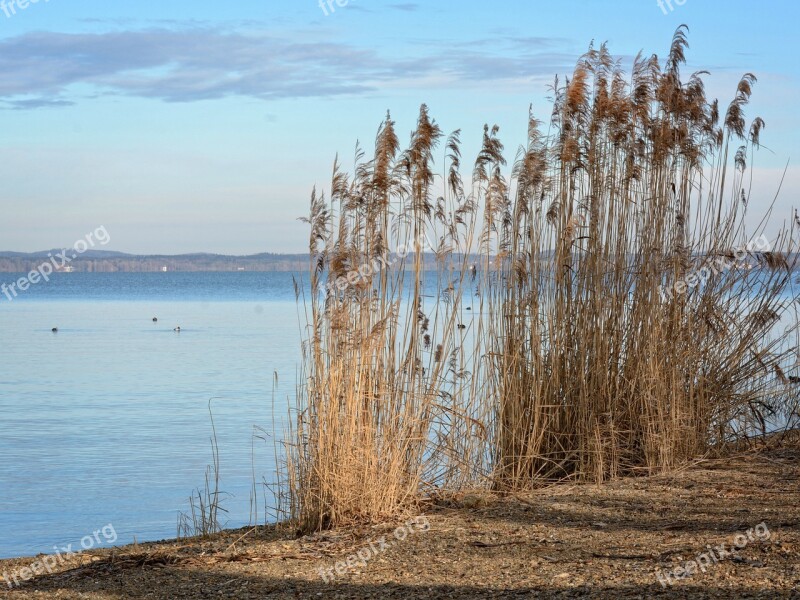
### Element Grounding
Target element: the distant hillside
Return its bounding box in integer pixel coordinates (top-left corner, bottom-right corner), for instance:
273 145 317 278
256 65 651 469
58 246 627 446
0 250 309 273
0 249 133 259
2 249 792 274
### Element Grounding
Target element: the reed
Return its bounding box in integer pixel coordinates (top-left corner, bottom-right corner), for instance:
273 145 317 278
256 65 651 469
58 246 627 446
284 28 799 529
178 401 228 539
489 29 798 487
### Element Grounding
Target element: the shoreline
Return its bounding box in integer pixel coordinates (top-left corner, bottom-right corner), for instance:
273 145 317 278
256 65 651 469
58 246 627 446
2 438 798 599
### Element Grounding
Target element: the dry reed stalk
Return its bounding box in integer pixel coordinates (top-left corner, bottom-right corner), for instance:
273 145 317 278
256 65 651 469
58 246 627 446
283 28 800 528
488 29 798 488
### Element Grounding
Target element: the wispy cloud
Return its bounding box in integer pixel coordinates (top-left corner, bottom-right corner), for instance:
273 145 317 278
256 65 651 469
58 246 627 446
3 98 75 110
388 3 420 11
0 27 573 109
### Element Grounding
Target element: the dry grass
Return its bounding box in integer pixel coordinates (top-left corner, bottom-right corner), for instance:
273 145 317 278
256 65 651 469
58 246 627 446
488 28 799 487
177 400 228 539
283 106 491 532
282 27 800 533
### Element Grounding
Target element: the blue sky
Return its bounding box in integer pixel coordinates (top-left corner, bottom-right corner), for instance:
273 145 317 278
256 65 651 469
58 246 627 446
0 0 797 254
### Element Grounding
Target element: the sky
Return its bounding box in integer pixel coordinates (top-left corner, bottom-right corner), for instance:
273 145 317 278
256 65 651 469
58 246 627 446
0 0 797 254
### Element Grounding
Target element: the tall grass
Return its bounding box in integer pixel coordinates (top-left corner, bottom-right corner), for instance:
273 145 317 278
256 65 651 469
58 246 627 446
489 29 797 487
283 106 493 532
284 28 799 530
178 400 228 539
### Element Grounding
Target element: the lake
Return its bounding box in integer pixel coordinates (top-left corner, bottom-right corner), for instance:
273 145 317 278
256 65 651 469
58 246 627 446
0 272 305 559
1 269 796 559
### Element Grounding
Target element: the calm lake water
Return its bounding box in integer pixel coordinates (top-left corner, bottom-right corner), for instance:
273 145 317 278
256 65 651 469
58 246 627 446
0 273 305 559
1 270 796 559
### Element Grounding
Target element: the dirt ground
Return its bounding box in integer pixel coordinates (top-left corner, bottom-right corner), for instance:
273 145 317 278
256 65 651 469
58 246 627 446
2 439 799 599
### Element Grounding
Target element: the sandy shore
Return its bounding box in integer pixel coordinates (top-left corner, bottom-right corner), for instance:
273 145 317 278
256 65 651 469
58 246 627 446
2 438 799 599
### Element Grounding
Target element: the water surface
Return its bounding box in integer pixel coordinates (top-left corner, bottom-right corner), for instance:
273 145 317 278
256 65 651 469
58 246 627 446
0 272 304 558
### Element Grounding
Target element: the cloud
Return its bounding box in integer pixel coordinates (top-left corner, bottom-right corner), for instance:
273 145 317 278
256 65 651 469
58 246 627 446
388 3 420 11
2 97 75 110
0 27 574 109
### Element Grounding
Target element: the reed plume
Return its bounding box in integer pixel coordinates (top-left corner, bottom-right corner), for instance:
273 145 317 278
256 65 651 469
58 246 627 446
284 28 799 528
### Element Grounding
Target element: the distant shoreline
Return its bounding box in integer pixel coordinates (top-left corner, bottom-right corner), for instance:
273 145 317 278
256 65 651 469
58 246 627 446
2 249 794 274
0 252 309 273
0 250 472 273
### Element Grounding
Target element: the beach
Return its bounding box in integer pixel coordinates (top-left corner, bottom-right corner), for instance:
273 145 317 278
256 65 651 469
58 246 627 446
2 436 798 599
